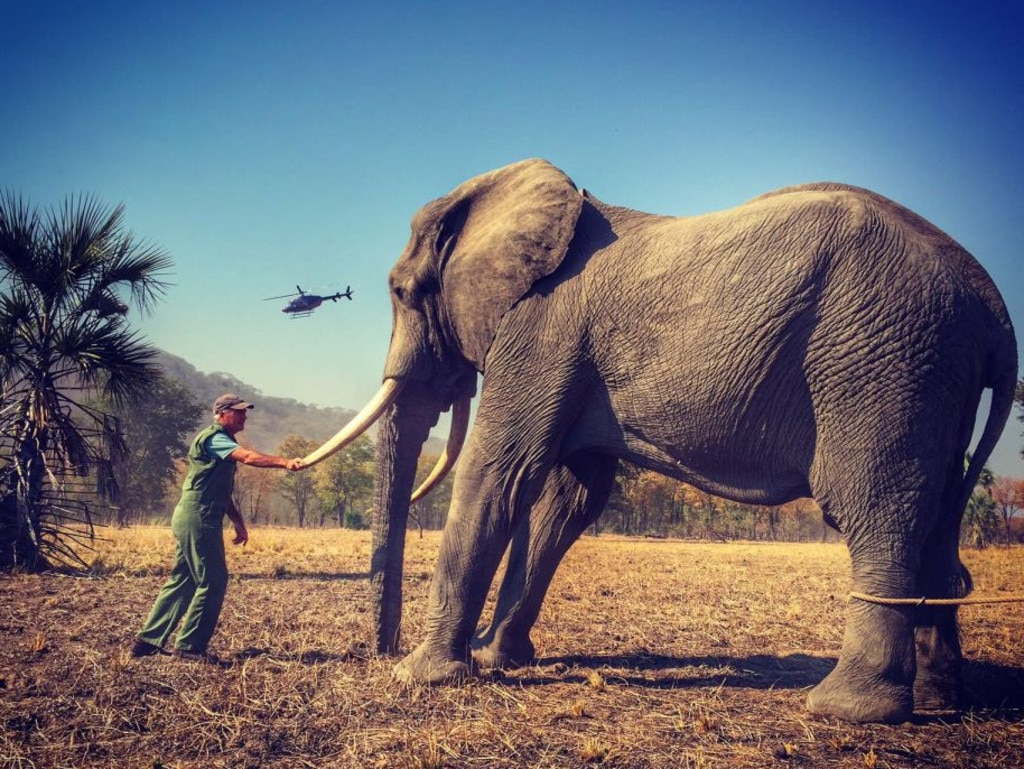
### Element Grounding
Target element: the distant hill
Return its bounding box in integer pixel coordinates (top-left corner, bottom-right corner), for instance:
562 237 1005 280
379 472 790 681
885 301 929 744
155 350 447 455
155 350 358 452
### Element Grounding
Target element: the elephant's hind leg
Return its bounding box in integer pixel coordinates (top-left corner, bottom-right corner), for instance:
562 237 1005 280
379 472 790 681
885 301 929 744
802 382 972 724
913 471 971 711
474 452 617 669
806 470 933 721
807 587 917 723
913 605 965 711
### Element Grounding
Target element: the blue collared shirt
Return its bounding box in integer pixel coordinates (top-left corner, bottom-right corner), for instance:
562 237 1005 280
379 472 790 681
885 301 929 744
206 431 240 460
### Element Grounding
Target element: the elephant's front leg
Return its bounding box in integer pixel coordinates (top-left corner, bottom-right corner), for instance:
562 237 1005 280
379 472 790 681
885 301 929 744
474 452 617 669
393 444 516 684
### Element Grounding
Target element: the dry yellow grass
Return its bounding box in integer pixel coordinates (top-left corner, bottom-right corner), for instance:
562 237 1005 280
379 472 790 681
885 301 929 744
1 527 1021 768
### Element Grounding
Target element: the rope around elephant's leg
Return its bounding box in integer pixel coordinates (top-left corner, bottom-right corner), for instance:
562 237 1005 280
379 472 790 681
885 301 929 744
850 592 1024 606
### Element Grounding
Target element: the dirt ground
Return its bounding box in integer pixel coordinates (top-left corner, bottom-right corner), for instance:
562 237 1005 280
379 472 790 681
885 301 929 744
1 529 1022 768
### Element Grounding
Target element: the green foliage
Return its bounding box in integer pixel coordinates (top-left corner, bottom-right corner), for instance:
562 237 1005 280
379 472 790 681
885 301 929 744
409 452 455 532
959 454 1011 548
312 435 374 527
343 509 365 530
0 191 170 570
963 489 1000 548
105 376 204 526
598 461 832 541
276 435 320 527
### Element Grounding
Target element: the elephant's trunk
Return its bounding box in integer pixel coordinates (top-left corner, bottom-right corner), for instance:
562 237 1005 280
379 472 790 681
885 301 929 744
410 394 471 502
301 379 404 466
370 393 438 654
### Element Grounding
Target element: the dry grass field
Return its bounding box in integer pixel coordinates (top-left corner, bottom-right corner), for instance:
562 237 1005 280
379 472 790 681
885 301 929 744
1 527 1022 768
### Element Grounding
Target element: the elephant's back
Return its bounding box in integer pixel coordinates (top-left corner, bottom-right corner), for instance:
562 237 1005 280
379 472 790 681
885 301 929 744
577 190 1009 441
746 181 947 241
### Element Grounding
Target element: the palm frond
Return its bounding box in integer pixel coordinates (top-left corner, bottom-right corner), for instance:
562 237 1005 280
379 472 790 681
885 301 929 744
100 236 173 313
1 191 173 572
55 321 160 404
0 190 41 279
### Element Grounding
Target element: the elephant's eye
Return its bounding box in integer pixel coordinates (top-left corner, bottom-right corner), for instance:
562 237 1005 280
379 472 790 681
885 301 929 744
393 281 422 306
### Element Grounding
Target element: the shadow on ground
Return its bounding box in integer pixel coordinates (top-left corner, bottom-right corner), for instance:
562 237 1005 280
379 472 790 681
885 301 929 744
517 651 1024 716
529 650 832 690
234 571 369 581
233 641 373 665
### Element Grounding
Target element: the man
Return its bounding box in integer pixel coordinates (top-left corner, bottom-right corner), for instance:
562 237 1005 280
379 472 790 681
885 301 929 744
130 393 305 662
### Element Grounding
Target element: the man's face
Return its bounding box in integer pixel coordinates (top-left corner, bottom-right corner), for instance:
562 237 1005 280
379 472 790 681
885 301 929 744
217 407 248 434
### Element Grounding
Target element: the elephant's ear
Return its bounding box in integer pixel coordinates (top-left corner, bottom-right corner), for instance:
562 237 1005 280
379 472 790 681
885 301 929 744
440 158 583 369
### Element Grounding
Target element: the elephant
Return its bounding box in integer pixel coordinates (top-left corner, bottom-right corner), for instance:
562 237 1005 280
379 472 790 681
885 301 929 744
303 158 1017 723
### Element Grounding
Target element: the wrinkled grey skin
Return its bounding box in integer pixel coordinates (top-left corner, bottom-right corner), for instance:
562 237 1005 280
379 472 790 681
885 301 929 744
371 158 1017 723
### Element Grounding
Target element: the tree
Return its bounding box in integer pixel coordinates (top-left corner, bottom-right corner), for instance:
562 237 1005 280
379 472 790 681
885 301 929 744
616 469 685 536
682 484 725 540
750 504 782 541
963 490 1000 548
1017 378 1024 459
407 452 456 533
960 454 999 548
105 377 203 526
990 476 1024 545
313 434 374 528
276 435 319 527
0 192 170 570
234 463 278 526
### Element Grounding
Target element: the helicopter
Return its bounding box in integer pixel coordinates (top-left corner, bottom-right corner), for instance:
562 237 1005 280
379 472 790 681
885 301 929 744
265 285 353 317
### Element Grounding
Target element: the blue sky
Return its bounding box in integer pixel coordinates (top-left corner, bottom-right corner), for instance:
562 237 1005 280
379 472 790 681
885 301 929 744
3 1 1023 475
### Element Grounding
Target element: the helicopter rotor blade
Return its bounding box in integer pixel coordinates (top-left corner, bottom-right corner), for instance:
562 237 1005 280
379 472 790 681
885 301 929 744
264 283 350 303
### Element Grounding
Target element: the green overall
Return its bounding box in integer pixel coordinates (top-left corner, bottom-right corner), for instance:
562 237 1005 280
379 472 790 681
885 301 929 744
137 424 237 653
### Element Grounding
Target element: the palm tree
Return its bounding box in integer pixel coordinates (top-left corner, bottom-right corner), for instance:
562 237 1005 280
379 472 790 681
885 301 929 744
962 452 998 548
0 191 171 570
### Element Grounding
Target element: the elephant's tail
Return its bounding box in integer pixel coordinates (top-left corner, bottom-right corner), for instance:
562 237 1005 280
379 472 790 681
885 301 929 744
958 320 1018 516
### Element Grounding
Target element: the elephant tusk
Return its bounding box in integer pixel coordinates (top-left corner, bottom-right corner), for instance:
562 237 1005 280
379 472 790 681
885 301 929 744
410 394 471 502
301 378 405 466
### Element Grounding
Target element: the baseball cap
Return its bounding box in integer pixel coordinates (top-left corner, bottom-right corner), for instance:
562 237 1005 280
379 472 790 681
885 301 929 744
213 393 254 414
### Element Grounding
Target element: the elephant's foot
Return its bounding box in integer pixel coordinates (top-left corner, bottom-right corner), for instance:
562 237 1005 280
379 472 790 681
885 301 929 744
913 625 964 711
913 670 963 712
807 664 913 724
807 591 918 722
472 630 535 670
393 642 477 685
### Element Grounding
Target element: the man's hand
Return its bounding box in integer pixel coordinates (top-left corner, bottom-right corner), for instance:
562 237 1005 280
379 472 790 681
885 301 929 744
230 448 307 471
